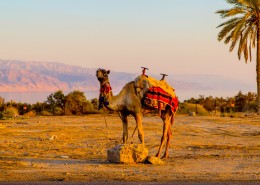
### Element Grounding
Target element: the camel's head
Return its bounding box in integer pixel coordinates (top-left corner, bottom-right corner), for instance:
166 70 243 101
96 68 110 83
96 68 112 110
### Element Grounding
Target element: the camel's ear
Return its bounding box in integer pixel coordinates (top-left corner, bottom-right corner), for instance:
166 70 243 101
107 70 110 74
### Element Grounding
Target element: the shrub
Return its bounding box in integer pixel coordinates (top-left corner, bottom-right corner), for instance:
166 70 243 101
54 107 64 115
40 110 53 116
2 106 19 119
64 90 88 115
23 111 36 117
178 103 209 116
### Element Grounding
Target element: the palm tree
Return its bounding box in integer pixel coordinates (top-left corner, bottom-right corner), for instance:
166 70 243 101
216 0 260 114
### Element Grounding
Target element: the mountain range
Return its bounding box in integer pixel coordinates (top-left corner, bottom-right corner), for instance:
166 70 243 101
0 59 256 102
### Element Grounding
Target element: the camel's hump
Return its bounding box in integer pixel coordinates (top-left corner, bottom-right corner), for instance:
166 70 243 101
134 75 176 97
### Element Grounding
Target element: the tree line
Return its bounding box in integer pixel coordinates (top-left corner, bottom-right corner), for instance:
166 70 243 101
183 91 257 115
0 90 99 119
0 90 257 119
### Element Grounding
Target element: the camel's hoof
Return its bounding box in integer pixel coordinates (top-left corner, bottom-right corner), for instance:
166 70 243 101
161 154 169 160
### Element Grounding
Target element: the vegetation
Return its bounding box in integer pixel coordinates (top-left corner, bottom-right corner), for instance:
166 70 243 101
1 106 19 119
182 91 257 116
0 90 98 119
0 89 257 119
216 0 260 114
64 90 91 115
46 90 65 115
178 103 209 116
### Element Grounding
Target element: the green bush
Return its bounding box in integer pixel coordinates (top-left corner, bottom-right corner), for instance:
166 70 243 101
40 110 53 116
178 103 209 116
53 107 64 115
23 111 36 118
2 106 19 119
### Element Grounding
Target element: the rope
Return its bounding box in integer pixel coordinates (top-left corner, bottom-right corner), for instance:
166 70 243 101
103 114 108 128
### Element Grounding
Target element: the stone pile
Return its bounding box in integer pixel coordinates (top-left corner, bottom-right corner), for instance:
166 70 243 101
107 144 165 165
107 144 148 164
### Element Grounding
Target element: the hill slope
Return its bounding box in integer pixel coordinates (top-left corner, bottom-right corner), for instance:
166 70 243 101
0 60 256 101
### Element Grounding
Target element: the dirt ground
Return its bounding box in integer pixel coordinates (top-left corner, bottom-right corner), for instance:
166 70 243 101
0 114 259 182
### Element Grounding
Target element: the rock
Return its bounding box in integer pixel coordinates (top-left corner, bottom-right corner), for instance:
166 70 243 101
107 144 148 164
60 155 69 159
189 111 196 116
146 156 164 165
49 135 58 140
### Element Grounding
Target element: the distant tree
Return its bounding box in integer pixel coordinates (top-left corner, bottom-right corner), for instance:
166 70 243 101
32 102 46 115
244 91 257 111
216 0 260 114
225 97 235 113
46 90 65 115
64 90 88 115
203 96 215 112
17 103 32 115
235 91 246 112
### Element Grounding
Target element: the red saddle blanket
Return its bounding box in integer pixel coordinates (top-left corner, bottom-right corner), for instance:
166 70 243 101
144 86 178 113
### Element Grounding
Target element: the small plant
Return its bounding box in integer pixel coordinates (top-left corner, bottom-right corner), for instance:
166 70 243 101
2 106 19 119
178 103 209 116
40 110 53 116
23 111 36 118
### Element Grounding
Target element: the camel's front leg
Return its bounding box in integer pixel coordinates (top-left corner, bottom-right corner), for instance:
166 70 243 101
134 113 144 144
121 114 128 143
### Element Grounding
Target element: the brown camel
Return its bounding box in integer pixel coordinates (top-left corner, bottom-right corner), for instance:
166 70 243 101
96 68 178 159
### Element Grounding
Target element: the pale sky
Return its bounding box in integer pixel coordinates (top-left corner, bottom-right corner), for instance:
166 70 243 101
0 0 256 86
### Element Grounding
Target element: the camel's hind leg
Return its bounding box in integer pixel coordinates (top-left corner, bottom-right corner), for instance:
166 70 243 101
156 107 172 159
156 120 170 158
162 126 172 159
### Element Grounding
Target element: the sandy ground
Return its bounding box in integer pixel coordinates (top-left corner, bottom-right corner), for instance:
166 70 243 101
0 114 259 182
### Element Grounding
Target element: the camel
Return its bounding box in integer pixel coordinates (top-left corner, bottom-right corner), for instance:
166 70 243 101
96 68 178 159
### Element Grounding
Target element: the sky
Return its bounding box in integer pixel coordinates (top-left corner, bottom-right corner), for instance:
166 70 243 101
0 0 256 89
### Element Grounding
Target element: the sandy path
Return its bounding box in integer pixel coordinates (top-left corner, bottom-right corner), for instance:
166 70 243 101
0 115 259 182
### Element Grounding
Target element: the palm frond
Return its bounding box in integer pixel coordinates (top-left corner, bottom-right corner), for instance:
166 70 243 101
226 0 244 6
216 0 259 62
217 18 242 41
251 26 257 47
249 41 252 61
243 40 249 62
217 17 241 28
216 7 246 18
229 21 246 51
237 0 254 7
238 26 252 61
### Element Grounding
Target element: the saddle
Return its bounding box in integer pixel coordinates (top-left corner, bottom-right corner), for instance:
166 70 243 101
134 75 178 115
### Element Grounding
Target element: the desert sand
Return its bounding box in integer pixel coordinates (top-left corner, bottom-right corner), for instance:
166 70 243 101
0 114 259 182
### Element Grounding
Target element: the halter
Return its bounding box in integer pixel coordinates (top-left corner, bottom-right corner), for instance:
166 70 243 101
100 81 112 94
98 81 112 110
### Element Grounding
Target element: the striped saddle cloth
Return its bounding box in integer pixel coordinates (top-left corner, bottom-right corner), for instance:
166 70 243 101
143 86 179 113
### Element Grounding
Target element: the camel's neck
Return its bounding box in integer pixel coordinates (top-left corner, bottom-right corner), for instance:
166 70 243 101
105 82 136 111
105 90 124 111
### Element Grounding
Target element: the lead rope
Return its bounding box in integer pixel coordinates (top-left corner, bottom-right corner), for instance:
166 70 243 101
103 114 108 128
103 114 110 142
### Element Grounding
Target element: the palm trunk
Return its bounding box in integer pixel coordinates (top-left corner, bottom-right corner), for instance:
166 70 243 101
257 22 260 115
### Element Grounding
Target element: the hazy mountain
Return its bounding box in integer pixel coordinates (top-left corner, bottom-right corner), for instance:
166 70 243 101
0 60 256 102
